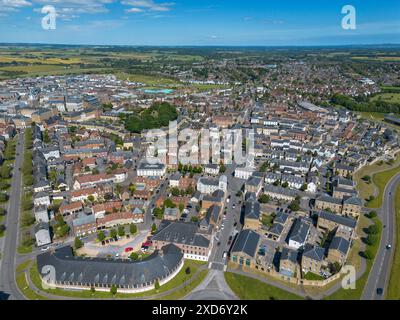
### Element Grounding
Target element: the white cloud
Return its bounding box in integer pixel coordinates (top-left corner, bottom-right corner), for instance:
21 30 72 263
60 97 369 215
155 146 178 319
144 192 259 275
122 0 175 13
0 0 32 13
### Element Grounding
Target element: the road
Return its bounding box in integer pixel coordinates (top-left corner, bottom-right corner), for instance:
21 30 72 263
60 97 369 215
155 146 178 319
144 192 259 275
0 132 26 300
362 172 400 300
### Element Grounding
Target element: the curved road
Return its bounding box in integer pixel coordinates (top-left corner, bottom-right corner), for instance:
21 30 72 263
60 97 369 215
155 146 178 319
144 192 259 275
0 132 26 300
362 172 400 300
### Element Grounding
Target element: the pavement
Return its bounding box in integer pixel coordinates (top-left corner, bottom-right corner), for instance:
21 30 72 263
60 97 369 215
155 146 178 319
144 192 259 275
361 172 400 300
185 269 238 300
0 132 26 300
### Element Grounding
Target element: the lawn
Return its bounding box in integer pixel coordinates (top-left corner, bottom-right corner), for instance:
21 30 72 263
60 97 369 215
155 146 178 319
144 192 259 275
387 184 400 299
159 269 208 300
224 272 303 300
325 215 382 300
367 165 400 208
17 245 33 255
303 272 324 281
15 260 48 300
354 151 400 207
371 93 400 104
30 259 206 299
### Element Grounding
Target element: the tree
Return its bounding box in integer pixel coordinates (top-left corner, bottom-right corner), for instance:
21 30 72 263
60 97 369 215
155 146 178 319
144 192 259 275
97 231 106 242
171 187 180 197
367 224 379 235
90 287 96 294
110 229 117 238
300 183 308 191
154 280 160 290
21 233 34 247
130 252 139 261
185 267 191 275
151 223 157 234
0 207 6 216
273 180 280 186
87 195 95 203
368 211 377 219
110 284 117 295
191 216 199 223
129 224 137 235
282 181 289 188
74 237 84 250
164 198 176 208
219 164 226 173
366 234 378 246
0 193 8 203
0 224 5 234
179 203 185 212
258 194 270 204
118 226 125 237
153 207 163 220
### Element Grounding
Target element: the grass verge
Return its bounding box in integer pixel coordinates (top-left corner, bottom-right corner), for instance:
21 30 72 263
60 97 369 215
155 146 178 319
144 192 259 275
387 184 400 299
224 272 303 300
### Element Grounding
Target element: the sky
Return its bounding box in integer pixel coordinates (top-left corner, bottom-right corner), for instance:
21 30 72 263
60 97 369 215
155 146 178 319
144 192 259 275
0 0 399 46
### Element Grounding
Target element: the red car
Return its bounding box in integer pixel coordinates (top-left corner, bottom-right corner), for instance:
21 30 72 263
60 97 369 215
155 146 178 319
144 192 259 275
124 247 134 253
143 241 152 247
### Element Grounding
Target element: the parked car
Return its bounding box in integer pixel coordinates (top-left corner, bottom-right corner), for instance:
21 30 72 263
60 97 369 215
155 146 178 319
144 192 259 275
377 288 383 295
124 247 134 253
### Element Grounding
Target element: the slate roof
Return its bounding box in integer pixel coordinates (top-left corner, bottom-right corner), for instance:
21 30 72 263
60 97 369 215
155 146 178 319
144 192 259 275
303 244 325 262
244 201 260 220
318 211 357 229
330 236 350 255
231 229 260 258
281 247 298 263
269 223 284 236
153 220 210 248
289 219 310 244
37 244 183 288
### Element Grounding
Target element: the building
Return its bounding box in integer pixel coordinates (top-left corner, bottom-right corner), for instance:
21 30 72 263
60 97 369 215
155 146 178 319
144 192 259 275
235 166 255 180
230 229 260 268
34 205 49 223
288 218 310 249
152 220 213 261
72 213 97 237
342 196 362 218
137 162 166 177
315 195 343 214
301 245 325 275
197 175 227 194
204 163 220 175
264 184 297 202
37 244 184 293
243 201 261 230
164 207 181 221
279 247 298 277
244 176 263 195
35 222 52 247
317 211 357 232
327 236 351 265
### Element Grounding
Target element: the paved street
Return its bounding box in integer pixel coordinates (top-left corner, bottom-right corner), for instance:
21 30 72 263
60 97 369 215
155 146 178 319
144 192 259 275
362 172 400 300
0 132 26 300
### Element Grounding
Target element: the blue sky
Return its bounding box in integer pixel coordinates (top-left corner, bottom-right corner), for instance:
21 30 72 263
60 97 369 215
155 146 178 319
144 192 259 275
0 0 399 45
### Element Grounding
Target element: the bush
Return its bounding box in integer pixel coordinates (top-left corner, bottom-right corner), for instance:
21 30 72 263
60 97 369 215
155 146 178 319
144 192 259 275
21 212 35 227
110 284 117 295
74 237 84 250
130 252 139 260
129 223 137 235
364 248 375 260
0 207 6 216
118 226 125 237
367 224 380 235
97 231 106 242
368 211 377 219
366 234 378 246
185 267 191 275
0 193 8 203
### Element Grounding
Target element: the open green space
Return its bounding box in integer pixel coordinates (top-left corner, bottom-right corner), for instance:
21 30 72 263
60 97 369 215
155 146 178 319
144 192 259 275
354 151 400 205
30 259 206 299
224 272 303 300
387 184 400 299
15 261 48 300
367 165 400 208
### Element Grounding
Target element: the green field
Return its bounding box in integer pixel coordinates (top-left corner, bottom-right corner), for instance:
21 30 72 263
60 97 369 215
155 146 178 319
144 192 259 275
224 272 303 300
354 152 400 206
367 165 400 208
387 184 400 299
371 93 400 104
